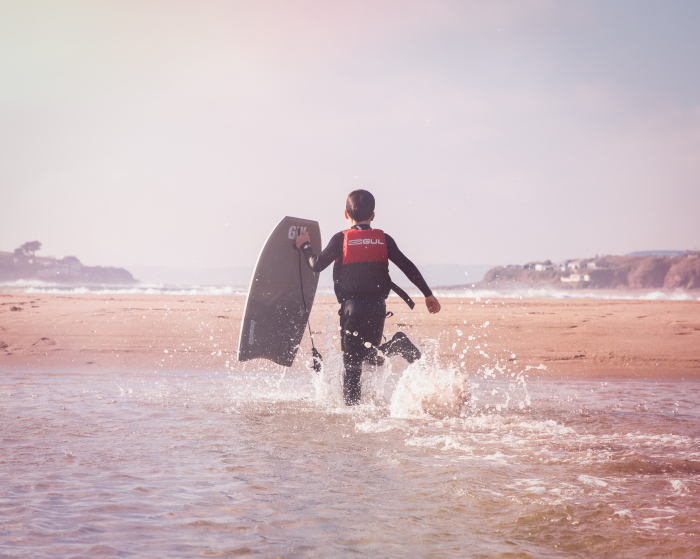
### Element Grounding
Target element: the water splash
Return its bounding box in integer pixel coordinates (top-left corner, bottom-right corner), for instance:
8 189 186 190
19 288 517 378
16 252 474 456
389 341 470 418
309 312 347 407
305 309 539 421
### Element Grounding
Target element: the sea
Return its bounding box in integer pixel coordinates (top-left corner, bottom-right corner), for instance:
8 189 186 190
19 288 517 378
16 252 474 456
2 340 699 557
1 281 699 557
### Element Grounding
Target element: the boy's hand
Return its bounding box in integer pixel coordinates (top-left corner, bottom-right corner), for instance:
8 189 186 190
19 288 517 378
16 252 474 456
295 231 310 249
425 295 441 314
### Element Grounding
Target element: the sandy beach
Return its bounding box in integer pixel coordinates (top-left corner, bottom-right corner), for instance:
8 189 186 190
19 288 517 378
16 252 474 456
3 293 700 557
1 293 698 380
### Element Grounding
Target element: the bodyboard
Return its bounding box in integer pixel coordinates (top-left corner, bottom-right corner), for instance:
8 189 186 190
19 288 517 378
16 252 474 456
237 216 322 367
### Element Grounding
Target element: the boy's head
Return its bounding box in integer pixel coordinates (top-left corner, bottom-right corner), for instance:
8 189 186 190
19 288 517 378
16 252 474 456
345 189 375 222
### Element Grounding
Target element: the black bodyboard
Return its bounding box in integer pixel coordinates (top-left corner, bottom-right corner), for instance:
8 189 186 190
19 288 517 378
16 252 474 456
237 216 322 367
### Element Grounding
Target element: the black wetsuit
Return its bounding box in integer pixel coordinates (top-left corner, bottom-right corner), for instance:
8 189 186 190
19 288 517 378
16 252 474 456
300 224 432 404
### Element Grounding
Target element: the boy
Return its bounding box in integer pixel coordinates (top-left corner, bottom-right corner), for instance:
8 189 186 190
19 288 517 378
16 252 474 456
295 189 441 405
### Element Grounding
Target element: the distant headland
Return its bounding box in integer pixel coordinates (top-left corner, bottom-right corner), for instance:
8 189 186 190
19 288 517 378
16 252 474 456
464 252 700 291
0 241 137 285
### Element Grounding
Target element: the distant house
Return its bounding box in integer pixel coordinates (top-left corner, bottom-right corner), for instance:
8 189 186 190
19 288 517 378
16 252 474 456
568 260 586 270
63 256 83 276
37 264 65 279
36 256 83 279
506 264 522 269
534 263 554 271
561 274 590 283
587 260 615 269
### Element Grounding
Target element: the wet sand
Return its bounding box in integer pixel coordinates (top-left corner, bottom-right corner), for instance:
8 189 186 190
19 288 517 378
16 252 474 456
1 293 698 380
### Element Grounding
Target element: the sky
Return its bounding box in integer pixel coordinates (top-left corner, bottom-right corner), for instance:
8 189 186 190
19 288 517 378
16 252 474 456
1 0 699 270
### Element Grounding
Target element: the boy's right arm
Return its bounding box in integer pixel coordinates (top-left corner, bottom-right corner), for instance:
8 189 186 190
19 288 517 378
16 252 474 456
295 231 311 249
296 231 344 273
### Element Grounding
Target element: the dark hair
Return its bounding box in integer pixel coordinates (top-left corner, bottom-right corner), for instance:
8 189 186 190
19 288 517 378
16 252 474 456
346 189 375 222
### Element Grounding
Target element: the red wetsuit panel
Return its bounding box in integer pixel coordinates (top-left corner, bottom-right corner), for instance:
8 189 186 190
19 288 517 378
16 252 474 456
342 229 388 265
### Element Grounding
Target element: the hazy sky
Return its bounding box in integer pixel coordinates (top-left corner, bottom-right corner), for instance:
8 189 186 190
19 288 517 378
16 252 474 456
2 0 699 269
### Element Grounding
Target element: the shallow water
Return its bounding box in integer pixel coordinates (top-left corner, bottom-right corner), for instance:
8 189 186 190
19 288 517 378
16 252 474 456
1 364 699 558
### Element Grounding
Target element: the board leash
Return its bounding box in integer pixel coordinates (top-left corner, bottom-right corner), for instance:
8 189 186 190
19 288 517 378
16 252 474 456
298 250 323 372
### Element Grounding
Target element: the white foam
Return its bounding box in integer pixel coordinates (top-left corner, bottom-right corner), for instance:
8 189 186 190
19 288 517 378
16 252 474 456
0 279 249 295
468 415 575 435
578 474 608 487
5 278 697 300
669 480 689 494
355 419 408 433
405 435 474 454
429 287 700 301
482 451 510 463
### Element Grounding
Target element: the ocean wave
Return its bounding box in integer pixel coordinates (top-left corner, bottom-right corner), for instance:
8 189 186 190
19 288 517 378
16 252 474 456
0 279 248 296
1 280 697 300
428 288 700 301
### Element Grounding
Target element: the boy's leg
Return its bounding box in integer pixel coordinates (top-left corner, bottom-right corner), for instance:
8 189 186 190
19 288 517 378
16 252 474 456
339 299 386 405
378 332 421 363
339 308 362 405
341 334 363 405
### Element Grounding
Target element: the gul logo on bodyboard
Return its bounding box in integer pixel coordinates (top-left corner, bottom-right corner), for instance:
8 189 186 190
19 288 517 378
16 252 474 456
238 216 322 367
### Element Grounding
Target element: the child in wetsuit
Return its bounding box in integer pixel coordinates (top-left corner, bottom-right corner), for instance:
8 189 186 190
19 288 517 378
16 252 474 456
295 190 441 405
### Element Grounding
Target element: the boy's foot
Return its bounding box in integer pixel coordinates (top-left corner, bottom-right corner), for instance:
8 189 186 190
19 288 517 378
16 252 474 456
378 332 421 364
364 348 385 366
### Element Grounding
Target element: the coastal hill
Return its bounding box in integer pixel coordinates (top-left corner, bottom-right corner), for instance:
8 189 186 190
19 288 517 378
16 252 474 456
0 241 136 285
467 253 700 291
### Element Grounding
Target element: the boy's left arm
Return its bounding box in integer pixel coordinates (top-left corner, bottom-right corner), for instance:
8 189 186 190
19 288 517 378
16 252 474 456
386 235 441 314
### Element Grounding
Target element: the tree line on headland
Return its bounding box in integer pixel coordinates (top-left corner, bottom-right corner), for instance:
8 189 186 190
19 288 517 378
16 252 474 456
0 241 136 284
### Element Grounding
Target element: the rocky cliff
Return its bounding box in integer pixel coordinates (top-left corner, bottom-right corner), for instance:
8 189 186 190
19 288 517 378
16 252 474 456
0 243 137 285
474 254 700 291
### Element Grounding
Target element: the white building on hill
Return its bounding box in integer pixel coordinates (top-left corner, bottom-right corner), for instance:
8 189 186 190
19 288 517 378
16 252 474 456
561 273 591 283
